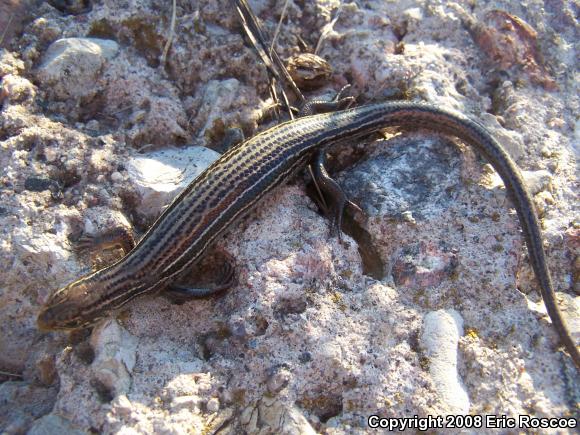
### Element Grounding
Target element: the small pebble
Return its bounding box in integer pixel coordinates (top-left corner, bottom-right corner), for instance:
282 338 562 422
44 147 58 162
207 397 220 413
266 367 291 395
171 396 198 411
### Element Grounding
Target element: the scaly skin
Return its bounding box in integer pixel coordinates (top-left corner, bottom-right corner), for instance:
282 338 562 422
37 102 580 368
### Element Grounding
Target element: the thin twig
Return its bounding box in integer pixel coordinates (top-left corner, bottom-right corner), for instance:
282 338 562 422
0 14 15 47
160 0 177 66
235 1 277 77
233 0 304 105
110 104 135 116
315 3 343 55
0 369 23 378
270 0 290 57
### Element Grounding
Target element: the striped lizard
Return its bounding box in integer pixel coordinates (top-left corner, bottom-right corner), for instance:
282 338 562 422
37 101 580 369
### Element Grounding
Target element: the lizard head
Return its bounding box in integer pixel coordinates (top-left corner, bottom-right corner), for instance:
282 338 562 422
37 278 105 331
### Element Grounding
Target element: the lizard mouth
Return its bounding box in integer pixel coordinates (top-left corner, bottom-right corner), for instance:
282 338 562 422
36 308 58 332
36 306 81 332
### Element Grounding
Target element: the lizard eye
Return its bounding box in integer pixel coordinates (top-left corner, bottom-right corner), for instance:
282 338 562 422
37 306 58 331
37 281 91 331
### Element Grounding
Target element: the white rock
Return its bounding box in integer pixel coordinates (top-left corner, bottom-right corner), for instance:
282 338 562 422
266 367 291 394
81 207 131 237
27 414 85 435
194 79 244 139
126 146 220 219
521 169 552 195
37 37 119 99
170 395 199 411
421 309 470 414
115 427 141 435
480 113 525 161
13 231 70 270
0 49 25 76
112 395 133 418
90 319 138 398
1 74 36 103
44 147 58 162
403 7 423 21
241 397 317 435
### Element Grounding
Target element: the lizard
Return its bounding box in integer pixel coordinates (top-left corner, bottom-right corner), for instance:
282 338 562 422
36 100 580 369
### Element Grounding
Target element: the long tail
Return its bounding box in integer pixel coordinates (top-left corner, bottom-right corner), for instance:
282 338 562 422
320 103 580 368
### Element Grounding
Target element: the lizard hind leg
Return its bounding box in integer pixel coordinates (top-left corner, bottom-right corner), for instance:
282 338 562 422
308 150 384 279
163 249 237 304
311 149 366 241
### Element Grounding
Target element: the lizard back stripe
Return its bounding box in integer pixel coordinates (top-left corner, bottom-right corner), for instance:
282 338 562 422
38 102 580 368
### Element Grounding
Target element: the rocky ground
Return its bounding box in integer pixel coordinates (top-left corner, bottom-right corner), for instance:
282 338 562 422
0 0 578 433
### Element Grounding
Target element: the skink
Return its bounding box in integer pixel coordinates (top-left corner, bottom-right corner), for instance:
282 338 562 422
37 102 580 368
